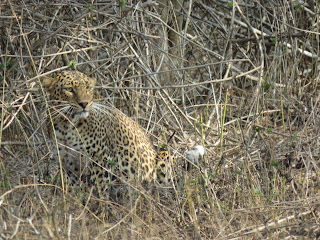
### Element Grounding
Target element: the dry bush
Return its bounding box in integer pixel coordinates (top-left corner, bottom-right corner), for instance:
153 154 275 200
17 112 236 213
1 0 320 239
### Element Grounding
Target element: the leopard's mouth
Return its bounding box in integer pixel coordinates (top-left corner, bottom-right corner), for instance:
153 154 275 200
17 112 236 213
73 110 90 119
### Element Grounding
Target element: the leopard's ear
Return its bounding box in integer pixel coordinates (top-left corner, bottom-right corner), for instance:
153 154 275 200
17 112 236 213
43 76 59 94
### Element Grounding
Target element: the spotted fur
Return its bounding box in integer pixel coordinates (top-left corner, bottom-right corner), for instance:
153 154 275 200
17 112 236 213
44 71 174 191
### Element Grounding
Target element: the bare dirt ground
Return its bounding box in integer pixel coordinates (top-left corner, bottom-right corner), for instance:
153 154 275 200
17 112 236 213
1 0 320 239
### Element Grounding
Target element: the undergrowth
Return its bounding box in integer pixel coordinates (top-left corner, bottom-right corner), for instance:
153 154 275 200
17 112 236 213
1 0 320 239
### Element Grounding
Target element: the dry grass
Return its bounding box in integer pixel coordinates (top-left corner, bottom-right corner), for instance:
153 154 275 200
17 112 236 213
1 0 320 239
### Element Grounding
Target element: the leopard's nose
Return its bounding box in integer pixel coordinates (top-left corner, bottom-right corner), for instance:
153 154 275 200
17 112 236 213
79 102 88 109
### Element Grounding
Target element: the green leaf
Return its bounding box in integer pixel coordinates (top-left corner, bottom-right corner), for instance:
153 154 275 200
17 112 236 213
120 0 126 7
254 188 261 195
208 172 215 179
271 159 280 167
68 60 78 69
265 128 272 134
107 160 118 166
84 4 93 11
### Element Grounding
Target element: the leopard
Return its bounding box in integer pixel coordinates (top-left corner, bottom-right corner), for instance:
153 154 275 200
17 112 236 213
43 70 176 194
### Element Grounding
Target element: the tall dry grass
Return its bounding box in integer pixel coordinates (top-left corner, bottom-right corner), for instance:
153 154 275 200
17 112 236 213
1 0 320 239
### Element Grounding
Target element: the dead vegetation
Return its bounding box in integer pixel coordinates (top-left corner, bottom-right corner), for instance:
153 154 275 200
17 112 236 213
1 0 320 239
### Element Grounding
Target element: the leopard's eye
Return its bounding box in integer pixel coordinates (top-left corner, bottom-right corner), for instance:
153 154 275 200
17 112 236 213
86 86 93 92
64 87 74 93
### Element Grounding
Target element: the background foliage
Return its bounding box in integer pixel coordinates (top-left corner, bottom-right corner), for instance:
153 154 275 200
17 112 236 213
1 0 320 239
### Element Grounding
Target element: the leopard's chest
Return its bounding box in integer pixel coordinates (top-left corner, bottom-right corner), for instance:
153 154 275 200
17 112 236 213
54 115 111 157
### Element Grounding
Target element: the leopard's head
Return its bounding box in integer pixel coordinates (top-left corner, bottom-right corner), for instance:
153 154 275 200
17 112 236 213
43 71 96 120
